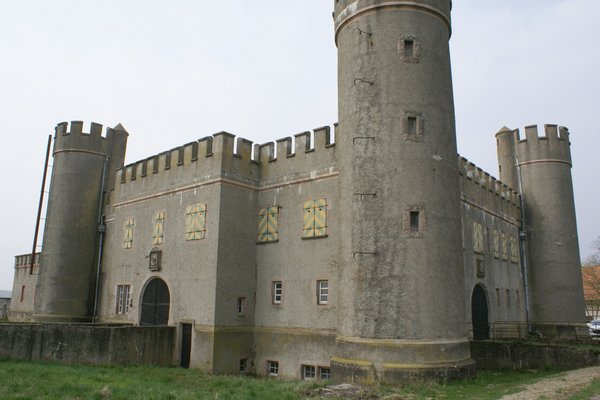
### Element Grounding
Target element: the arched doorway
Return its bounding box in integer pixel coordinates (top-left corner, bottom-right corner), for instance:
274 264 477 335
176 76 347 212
471 284 489 340
140 278 170 326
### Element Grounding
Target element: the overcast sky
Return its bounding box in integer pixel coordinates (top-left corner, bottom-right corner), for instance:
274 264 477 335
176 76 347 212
1 1 598 292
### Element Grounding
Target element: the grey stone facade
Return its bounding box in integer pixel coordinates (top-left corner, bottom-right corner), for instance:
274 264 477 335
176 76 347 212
10 1 586 383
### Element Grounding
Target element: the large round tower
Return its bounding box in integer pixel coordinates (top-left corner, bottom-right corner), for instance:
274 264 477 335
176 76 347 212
514 125 585 327
333 0 473 382
33 121 127 321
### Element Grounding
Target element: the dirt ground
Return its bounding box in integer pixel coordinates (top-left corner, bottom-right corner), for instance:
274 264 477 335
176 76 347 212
499 366 600 400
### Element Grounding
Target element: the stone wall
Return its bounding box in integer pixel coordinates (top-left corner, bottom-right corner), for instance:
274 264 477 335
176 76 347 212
471 341 600 370
0 324 175 366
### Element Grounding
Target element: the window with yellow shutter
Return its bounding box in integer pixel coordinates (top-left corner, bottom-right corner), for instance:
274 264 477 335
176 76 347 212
153 211 165 245
302 198 327 239
257 206 279 243
185 203 206 240
123 218 135 249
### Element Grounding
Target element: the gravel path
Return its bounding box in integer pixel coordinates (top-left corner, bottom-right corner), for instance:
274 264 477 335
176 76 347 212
499 366 600 400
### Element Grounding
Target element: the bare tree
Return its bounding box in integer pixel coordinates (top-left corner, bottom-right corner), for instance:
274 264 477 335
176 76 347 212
584 237 600 266
583 238 600 319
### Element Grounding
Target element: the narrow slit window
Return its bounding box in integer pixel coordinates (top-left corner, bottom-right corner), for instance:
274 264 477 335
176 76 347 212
404 39 414 57
237 297 246 315
410 211 420 232
407 116 417 136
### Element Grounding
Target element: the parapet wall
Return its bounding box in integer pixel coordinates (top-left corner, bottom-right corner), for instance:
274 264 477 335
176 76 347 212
116 124 337 197
458 156 521 222
54 121 126 156
516 124 572 166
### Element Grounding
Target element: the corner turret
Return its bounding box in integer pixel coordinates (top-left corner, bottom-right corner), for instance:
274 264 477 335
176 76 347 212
33 121 128 322
514 124 585 329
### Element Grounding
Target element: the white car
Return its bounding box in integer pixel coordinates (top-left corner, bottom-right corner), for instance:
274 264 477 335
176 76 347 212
587 320 600 337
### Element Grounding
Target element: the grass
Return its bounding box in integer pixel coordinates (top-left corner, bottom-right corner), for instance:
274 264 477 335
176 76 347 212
568 378 600 400
0 360 570 400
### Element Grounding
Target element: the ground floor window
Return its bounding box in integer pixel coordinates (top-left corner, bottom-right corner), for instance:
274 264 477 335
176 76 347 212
240 358 248 373
319 367 331 380
302 365 316 379
116 284 131 315
268 360 279 376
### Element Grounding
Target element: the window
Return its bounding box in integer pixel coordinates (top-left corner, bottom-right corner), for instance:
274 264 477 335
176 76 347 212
501 232 509 261
317 280 328 305
302 199 327 238
257 206 279 243
240 358 248 373
116 285 131 315
185 203 207 240
153 211 165 245
399 35 420 63
493 230 500 259
407 116 417 136
404 205 425 237
319 367 331 380
495 288 500 307
403 112 424 140
267 361 279 376
509 236 519 264
20 285 25 302
302 365 316 380
516 290 521 309
506 289 511 308
237 297 246 315
473 222 485 254
404 39 414 58
272 281 282 304
123 217 135 249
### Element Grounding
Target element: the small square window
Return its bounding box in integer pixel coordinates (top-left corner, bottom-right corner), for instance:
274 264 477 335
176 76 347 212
273 281 282 304
240 358 248 373
302 365 316 380
237 297 246 315
319 367 331 380
268 360 279 376
317 280 328 305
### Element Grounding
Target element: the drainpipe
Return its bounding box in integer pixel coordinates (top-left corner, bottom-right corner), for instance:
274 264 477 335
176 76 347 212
30 135 52 275
92 155 110 323
516 156 532 333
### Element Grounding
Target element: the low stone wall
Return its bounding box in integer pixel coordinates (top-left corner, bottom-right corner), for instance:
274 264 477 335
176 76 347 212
0 323 175 367
471 341 600 370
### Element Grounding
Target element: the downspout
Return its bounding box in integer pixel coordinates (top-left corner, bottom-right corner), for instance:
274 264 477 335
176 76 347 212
516 156 532 333
30 135 52 275
92 155 110 323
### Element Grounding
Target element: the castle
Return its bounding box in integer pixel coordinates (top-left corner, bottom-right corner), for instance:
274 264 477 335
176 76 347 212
10 1 586 383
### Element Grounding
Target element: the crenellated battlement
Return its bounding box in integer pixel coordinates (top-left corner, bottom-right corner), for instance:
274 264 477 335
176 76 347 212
53 121 128 156
117 124 337 192
458 155 521 222
515 124 573 166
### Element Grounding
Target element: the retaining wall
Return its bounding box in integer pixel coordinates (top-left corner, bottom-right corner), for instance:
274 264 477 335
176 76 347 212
0 324 175 366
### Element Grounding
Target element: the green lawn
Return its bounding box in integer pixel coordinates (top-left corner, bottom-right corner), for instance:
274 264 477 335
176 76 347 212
0 360 568 400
